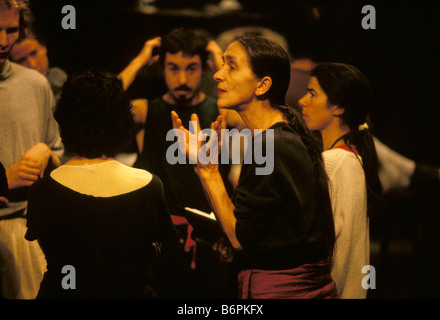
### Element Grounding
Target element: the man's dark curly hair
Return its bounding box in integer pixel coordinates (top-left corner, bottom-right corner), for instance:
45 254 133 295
159 27 210 70
54 70 135 159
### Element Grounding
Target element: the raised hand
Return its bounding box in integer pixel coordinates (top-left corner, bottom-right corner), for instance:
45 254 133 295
171 111 201 165
170 111 224 168
206 40 224 73
138 37 161 66
171 111 240 250
118 36 162 90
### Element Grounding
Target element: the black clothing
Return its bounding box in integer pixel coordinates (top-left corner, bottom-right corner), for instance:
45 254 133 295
25 175 178 299
233 122 332 271
134 96 232 224
134 96 233 298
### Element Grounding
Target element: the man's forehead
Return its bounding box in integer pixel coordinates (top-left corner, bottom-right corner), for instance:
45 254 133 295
165 51 202 65
0 7 20 27
223 42 248 65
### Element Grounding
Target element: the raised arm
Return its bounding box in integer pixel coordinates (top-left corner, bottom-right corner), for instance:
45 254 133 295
171 111 242 250
131 99 148 153
205 40 224 73
118 37 161 90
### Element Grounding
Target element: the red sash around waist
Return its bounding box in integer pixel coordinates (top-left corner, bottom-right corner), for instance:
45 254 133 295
238 259 338 299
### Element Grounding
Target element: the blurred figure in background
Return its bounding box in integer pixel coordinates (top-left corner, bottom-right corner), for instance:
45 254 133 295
0 0 63 299
299 62 382 298
10 35 67 101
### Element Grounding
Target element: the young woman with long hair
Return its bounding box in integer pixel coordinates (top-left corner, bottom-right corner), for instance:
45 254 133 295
299 62 382 298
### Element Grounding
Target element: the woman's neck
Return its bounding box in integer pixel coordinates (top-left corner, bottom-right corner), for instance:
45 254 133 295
64 155 115 166
321 122 351 151
239 101 287 133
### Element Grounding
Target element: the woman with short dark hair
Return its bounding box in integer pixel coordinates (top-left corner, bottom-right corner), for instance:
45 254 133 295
25 70 178 299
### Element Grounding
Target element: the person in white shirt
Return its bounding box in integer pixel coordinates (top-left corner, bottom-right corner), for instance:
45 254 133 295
299 62 382 298
0 0 63 299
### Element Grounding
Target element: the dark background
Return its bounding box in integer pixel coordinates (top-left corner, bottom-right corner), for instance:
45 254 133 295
26 0 440 299
28 0 439 167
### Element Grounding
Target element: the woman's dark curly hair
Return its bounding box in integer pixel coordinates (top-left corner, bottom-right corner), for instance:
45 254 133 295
54 70 135 158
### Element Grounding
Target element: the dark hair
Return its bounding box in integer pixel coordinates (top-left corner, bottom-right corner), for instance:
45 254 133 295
233 34 291 107
54 70 135 158
233 34 335 256
311 62 383 216
159 27 210 70
0 0 33 41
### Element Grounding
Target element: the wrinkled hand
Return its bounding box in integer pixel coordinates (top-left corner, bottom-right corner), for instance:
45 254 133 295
6 143 60 189
171 111 223 168
212 237 234 263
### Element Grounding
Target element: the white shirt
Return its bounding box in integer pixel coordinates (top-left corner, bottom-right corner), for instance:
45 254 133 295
323 148 369 299
50 160 152 197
